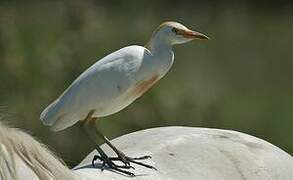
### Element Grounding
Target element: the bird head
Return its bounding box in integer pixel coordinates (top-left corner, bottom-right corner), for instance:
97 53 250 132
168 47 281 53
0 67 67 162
151 21 209 45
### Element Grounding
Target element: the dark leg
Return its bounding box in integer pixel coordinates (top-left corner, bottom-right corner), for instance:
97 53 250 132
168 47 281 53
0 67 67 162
82 110 156 176
95 128 155 169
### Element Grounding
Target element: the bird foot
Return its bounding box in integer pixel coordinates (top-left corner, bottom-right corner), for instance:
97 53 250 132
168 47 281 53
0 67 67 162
92 153 156 176
92 155 136 176
112 153 156 170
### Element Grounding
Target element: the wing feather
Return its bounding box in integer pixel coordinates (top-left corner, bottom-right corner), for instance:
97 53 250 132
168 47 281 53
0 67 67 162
40 45 151 131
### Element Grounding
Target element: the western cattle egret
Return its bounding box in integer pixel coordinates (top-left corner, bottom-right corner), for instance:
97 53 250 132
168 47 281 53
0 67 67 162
40 21 209 176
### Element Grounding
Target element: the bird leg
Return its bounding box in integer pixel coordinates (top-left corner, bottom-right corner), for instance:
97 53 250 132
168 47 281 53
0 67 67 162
96 129 154 169
82 110 156 176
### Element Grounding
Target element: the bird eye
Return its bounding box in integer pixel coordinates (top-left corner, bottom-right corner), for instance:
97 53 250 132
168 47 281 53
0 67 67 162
172 27 178 34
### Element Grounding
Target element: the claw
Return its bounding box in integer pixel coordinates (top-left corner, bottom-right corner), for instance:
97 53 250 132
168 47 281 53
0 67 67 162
101 161 106 171
92 157 96 167
92 155 103 167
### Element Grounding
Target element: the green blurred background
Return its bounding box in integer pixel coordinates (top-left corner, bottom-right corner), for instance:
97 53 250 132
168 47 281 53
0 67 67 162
0 0 292 167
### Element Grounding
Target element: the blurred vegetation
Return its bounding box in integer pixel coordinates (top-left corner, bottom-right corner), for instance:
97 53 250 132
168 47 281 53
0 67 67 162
0 0 292 167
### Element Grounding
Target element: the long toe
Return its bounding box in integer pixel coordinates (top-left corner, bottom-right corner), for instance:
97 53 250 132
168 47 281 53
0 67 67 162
115 153 156 170
127 157 157 170
131 155 152 160
109 167 135 177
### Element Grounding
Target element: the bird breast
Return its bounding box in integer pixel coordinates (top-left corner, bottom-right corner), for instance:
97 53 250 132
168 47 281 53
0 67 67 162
126 74 160 99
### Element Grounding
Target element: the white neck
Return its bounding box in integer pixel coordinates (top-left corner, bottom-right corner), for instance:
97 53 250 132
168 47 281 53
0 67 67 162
147 34 172 54
146 36 174 77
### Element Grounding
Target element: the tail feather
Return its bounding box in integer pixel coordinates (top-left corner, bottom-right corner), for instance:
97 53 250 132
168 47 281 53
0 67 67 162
50 113 76 132
41 99 80 132
40 99 61 127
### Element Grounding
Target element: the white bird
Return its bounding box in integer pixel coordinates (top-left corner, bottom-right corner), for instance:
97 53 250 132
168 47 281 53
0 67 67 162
40 21 209 176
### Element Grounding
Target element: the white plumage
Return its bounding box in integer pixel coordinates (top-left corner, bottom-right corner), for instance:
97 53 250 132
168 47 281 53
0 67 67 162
41 21 209 131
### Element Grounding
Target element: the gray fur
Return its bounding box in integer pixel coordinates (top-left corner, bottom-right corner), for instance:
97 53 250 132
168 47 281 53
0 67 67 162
0 121 77 180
